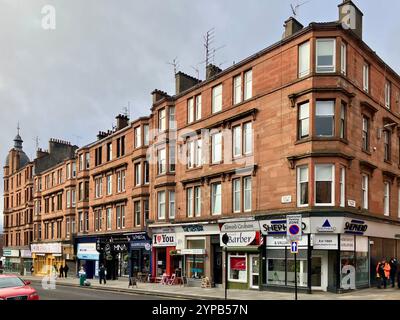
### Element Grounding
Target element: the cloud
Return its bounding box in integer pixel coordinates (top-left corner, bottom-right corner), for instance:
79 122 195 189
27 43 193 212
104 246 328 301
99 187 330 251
0 0 400 233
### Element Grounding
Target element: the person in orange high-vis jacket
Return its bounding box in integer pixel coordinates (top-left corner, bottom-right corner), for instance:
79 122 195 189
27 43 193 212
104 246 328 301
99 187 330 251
384 260 391 281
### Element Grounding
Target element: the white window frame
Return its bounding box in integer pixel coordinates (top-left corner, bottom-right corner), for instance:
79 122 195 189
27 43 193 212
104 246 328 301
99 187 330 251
298 41 310 78
159 108 166 132
187 188 193 218
158 191 166 220
233 125 242 158
188 98 194 124
169 191 175 219
144 124 150 146
212 84 222 114
106 207 112 230
212 132 222 164
211 182 222 215
134 201 141 227
194 186 201 217
195 95 202 121
135 163 141 186
385 81 391 109
233 75 242 104
169 106 176 130
363 64 369 93
158 148 166 174
233 179 241 213
297 166 309 207
106 175 112 195
384 182 390 216
362 174 369 210
316 39 336 73
340 167 345 208
243 176 252 212
135 126 142 148
244 70 252 100
314 164 335 206
341 42 347 75
243 122 253 155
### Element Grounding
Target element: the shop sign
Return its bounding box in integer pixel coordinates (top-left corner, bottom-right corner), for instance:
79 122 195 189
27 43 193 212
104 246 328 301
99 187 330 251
131 232 151 242
77 243 99 260
340 234 355 251
266 236 308 247
20 250 32 258
260 219 308 236
3 249 19 257
344 219 368 235
9 258 21 263
317 219 336 233
182 225 204 232
152 233 176 247
181 249 206 255
221 221 260 233
313 234 338 250
220 231 257 247
130 241 152 250
31 243 61 254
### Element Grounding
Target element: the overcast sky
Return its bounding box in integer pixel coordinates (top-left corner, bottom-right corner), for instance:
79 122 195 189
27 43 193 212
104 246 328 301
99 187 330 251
1 0 400 232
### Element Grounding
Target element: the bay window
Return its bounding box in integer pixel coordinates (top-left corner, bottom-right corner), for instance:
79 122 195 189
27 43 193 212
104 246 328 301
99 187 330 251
298 102 309 139
315 164 334 206
341 42 347 75
298 41 310 78
297 166 309 207
158 191 166 220
340 167 345 207
158 148 166 174
315 100 335 137
316 39 336 73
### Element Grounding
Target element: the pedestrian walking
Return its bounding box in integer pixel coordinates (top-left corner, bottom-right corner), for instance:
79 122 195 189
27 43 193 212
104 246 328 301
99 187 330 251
64 265 69 278
53 264 58 278
78 266 86 286
99 264 107 285
376 259 386 289
59 265 64 278
389 257 398 288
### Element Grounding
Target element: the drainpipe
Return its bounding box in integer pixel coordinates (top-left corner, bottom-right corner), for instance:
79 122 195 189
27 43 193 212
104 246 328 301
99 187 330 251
307 234 312 294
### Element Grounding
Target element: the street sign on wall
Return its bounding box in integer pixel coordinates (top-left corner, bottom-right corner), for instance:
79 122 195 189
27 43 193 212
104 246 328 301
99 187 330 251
287 215 302 241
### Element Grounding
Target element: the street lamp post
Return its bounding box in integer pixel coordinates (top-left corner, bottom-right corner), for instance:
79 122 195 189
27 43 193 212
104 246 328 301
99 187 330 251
221 233 229 300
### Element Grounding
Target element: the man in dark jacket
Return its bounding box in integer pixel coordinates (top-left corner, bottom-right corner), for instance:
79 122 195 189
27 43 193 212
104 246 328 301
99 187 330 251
99 264 107 284
389 258 398 288
64 265 69 278
376 260 386 289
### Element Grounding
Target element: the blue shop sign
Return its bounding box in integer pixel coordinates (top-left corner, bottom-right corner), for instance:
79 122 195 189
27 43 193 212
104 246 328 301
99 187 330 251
130 240 152 251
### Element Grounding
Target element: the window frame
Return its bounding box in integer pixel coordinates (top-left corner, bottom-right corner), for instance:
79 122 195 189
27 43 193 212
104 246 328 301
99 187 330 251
211 182 222 216
298 41 311 78
314 164 335 206
212 84 223 114
316 38 336 73
384 181 390 216
297 166 309 208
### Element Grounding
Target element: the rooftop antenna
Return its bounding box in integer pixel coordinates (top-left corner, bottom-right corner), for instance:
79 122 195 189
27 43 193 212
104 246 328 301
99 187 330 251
167 57 179 80
290 1 310 17
123 101 130 119
72 134 82 146
17 122 20 135
191 65 200 80
33 136 40 150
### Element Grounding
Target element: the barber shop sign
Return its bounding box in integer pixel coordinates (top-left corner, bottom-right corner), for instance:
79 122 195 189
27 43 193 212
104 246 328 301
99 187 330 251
220 231 261 247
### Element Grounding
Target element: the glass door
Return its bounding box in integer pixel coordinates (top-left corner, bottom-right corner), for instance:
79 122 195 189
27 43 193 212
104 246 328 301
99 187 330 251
311 252 328 291
250 255 259 289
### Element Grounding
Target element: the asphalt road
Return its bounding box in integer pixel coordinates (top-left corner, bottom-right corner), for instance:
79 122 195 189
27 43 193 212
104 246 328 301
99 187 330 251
31 283 175 300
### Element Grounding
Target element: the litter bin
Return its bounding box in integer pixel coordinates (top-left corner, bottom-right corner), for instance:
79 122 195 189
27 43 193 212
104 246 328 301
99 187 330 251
79 273 87 286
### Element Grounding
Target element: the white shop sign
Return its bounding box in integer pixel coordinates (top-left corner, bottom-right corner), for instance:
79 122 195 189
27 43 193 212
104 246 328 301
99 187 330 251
152 233 176 247
340 234 355 251
220 232 256 247
31 242 62 254
3 249 20 257
20 250 32 258
266 236 308 248
313 234 338 250
221 221 260 232
181 249 206 255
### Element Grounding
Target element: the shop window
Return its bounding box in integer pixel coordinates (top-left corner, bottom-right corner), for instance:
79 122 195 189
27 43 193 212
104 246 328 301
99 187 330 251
186 239 206 279
228 253 247 283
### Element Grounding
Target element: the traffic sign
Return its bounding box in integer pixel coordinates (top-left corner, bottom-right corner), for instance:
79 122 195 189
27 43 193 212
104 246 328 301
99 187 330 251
287 214 302 241
290 241 299 254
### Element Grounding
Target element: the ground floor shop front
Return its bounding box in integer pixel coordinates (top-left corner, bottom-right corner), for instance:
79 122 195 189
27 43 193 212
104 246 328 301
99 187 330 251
2 247 33 275
216 214 400 293
30 242 75 276
150 224 222 287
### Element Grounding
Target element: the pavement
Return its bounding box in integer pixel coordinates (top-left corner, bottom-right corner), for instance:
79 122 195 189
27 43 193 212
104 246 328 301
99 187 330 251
19 275 400 300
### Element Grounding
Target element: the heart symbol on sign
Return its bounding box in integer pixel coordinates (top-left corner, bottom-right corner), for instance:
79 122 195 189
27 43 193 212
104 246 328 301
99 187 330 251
157 235 162 243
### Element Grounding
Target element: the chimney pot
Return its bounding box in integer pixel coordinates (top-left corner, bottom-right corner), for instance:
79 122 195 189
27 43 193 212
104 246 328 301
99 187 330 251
283 17 304 39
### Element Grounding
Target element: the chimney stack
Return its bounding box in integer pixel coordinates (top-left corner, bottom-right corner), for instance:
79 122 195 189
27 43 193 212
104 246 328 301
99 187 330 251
175 72 201 95
97 131 107 140
338 0 363 39
116 114 129 130
151 89 170 104
283 17 304 39
206 64 222 80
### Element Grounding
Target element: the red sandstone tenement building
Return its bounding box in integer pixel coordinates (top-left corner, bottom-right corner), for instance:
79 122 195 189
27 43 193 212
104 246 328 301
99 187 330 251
3 0 400 293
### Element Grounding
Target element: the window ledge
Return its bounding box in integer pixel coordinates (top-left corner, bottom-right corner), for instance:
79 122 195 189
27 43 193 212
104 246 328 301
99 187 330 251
384 160 393 165
362 149 372 156
186 167 203 173
210 162 223 167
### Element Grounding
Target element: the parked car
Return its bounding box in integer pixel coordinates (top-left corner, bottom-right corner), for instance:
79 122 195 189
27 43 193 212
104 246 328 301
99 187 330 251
0 275 39 300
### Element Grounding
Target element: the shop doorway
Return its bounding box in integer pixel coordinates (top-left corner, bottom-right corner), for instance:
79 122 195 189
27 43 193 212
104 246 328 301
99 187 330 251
311 251 328 291
249 255 260 289
212 244 222 285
